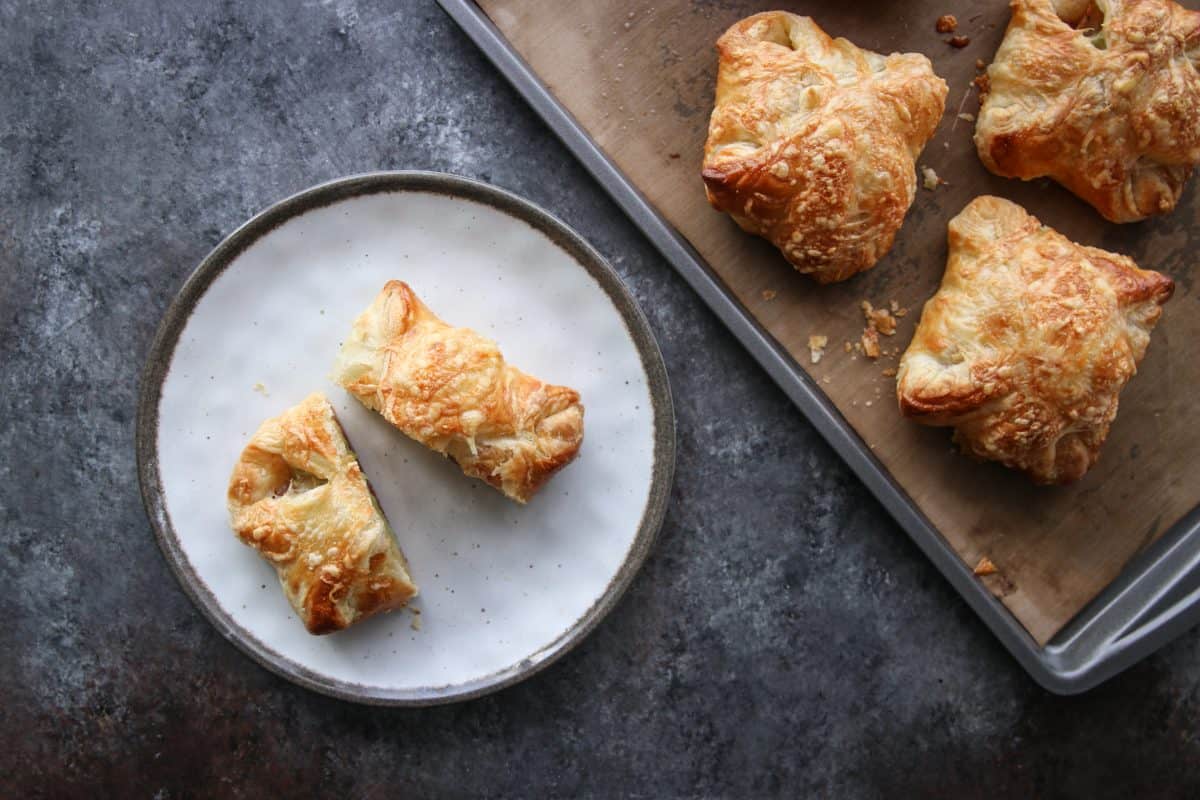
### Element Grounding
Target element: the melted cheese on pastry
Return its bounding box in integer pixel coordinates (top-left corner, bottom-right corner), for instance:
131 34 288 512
227 393 417 634
333 281 583 503
897 196 1173 484
702 11 947 283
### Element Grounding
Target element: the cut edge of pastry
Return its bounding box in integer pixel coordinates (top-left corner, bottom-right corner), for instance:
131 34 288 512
227 392 418 635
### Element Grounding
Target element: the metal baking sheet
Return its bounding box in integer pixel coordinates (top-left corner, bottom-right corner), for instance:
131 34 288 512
437 0 1200 693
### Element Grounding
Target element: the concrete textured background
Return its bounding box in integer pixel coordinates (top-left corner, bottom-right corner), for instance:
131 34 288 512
3 1 1200 796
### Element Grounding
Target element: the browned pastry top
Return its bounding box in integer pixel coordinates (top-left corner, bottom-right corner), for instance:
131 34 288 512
334 281 584 503
977 0 1200 222
897 196 1173 484
702 11 947 283
227 393 417 634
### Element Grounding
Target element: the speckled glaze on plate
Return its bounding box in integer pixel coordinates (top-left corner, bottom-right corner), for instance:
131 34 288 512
136 172 674 706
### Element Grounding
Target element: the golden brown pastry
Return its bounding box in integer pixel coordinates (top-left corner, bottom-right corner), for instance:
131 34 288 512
227 393 417 634
897 196 1173 484
333 281 583 503
976 0 1200 222
701 12 947 283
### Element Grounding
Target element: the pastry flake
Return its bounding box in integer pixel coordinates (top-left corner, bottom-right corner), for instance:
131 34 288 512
897 196 1173 484
976 0 1200 222
227 393 417 634
702 12 948 283
333 281 584 503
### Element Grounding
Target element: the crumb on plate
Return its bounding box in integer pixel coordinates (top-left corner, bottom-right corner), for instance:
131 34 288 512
252 382 270 397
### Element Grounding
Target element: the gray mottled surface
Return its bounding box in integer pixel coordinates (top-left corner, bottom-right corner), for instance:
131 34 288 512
3 1 1200 797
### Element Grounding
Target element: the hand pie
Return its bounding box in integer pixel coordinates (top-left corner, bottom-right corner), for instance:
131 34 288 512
897 196 1173 484
701 12 947 283
227 393 417 634
976 0 1200 222
333 281 584 503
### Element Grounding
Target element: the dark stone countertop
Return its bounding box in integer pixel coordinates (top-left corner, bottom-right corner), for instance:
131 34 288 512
3 1 1199 796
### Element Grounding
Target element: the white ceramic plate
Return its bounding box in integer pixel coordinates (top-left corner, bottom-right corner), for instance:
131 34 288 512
137 173 674 705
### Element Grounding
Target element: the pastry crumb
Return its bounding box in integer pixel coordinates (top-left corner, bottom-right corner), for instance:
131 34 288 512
882 367 897 378
922 166 941 190
975 58 986 70
861 327 881 359
861 300 897 336
936 14 958 33
668 152 681 159
957 112 976 122
973 73 991 99
949 35 971 48
808 334 828 364
973 557 999 577
252 382 270 397
762 288 777 301
410 607 422 630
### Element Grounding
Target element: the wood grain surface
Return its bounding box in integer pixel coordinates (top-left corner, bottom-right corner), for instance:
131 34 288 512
477 0 1200 644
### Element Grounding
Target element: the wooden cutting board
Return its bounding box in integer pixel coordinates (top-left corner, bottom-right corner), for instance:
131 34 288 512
477 0 1200 644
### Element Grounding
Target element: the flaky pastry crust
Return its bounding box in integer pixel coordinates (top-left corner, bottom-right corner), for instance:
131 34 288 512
333 281 584 503
702 12 947 283
897 196 1173 484
227 393 417 634
976 0 1200 222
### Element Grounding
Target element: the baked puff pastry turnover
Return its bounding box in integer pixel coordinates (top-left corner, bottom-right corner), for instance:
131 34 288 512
976 0 1200 222
333 281 584 504
227 393 417 634
897 196 1173 484
702 12 947 283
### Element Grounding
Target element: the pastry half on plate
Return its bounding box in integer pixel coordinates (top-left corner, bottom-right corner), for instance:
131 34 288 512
976 0 1200 222
333 281 584 503
897 196 1173 484
227 392 417 634
702 11 947 283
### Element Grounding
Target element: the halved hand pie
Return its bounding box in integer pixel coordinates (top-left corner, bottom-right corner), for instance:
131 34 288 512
897 196 1173 484
702 11 947 283
333 281 584 503
976 0 1200 222
227 392 417 634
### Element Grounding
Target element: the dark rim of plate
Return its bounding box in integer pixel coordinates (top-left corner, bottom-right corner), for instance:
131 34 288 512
135 171 676 706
